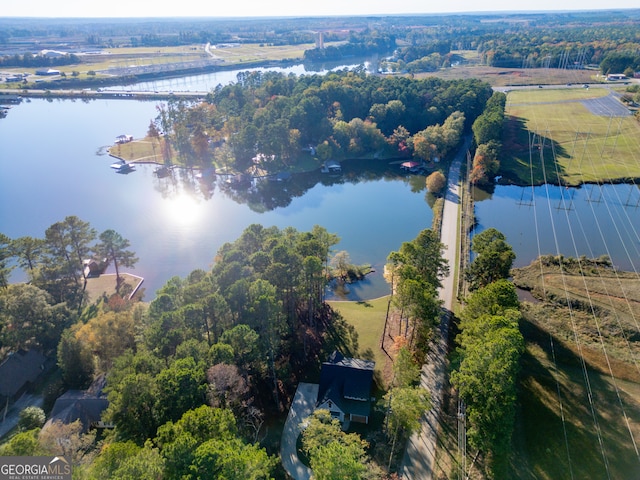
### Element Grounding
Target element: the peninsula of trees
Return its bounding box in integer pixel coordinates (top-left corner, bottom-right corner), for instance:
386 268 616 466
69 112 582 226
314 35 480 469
152 71 492 174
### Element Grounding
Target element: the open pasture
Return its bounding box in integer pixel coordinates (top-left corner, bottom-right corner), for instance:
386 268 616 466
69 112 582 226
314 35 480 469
502 87 640 185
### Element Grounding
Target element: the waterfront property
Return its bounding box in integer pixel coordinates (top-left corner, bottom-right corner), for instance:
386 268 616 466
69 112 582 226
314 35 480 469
316 351 375 424
321 160 342 173
114 134 133 144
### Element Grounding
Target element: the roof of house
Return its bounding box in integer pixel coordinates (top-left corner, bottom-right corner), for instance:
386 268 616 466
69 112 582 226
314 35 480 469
317 351 374 418
0 350 47 399
325 160 341 169
48 376 109 432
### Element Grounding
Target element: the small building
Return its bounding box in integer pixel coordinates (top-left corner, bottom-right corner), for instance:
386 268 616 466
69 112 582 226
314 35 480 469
400 161 421 173
35 68 61 76
0 350 50 406
83 258 107 278
321 160 342 173
39 50 68 59
46 376 112 432
316 351 375 424
114 134 133 144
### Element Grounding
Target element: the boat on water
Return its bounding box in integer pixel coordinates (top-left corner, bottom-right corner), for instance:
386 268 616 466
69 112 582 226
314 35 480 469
110 161 135 173
114 134 134 144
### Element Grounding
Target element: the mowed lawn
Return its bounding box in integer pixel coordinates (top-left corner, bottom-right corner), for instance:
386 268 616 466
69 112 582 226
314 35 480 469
327 296 392 384
502 87 640 185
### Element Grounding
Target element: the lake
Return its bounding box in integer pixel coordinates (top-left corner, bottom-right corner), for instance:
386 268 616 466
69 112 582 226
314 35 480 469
103 58 376 93
2 89 639 300
0 97 432 300
473 183 640 272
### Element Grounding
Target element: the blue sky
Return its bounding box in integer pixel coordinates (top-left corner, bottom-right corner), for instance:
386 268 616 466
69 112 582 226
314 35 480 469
3 0 639 17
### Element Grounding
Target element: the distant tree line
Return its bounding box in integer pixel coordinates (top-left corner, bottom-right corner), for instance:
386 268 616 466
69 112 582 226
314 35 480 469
303 30 396 62
476 26 640 70
599 51 640 76
0 52 81 68
379 41 459 73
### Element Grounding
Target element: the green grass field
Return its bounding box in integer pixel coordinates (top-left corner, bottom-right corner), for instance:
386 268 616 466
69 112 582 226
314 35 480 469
0 43 314 83
327 297 392 385
501 87 640 186
506 258 640 478
511 318 640 479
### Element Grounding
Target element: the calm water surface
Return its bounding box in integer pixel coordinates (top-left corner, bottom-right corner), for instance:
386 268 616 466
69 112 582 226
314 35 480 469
474 184 640 272
104 60 371 93
0 98 431 300
3 98 639 300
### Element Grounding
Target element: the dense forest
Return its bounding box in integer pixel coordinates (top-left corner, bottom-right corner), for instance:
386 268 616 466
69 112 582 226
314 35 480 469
1 217 450 478
152 70 492 173
302 31 396 62
0 187 528 478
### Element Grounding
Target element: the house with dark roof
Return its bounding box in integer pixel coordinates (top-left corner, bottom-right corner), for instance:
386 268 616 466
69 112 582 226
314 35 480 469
46 376 112 432
316 351 375 424
0 350 49 405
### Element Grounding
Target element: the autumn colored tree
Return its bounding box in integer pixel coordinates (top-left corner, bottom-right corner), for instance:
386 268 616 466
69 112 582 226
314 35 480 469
425 171 446 195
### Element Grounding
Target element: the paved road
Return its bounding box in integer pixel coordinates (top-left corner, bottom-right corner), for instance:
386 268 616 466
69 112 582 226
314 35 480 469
400 135 470 479
280 382 318 480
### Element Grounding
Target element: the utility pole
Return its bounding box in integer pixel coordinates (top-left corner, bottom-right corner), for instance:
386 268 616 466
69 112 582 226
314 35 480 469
458 399 467 480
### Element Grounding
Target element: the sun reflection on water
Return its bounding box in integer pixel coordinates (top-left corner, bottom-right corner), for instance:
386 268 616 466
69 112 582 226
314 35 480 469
163 193 204 227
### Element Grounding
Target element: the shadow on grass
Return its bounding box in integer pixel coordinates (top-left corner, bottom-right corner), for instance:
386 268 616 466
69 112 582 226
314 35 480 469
357 300 374 308
511 318 640 479
321 307 359 359
500 115 570 186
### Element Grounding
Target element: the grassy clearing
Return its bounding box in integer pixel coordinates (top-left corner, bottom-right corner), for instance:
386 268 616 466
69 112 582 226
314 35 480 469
109 138 165 164
327 296 392 386
501 88 640 185
105 139 162 165
511 318 640 480
512 258 640 371
419 66 596 87
85 273 144 303
209 43 313 63
506 87 608 104
505 257 640 480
